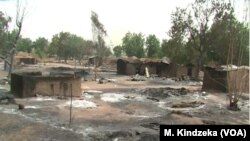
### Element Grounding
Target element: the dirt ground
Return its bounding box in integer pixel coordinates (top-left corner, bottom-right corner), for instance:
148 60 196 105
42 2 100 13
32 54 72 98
0 61 249 141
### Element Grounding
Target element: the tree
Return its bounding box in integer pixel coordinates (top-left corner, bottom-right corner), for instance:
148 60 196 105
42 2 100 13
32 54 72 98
91 11 109 79
0 11 11 34
145 34 160 58
91 11 109 57
50 32 71 62
47 42 57 57
1 29 17 55
0 11 11 56
50 32 90 63
210 6 249 111
69 34 87 63
83 40 95 58
48 33 61 57
8 0 26 77
32 37 49 58
16 37 33 53
169 0 232 78
208 16 249 65
122 32 145 58
113 45 123 57
161 38 189 64
95 35 111 57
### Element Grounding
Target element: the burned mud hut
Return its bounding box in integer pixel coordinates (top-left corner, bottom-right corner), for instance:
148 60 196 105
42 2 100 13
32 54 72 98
11 72 81 98
117 57 142 75
160 63 198 79
14 52 37 65
116 57 199 79
139 57 170 77
4 52 37 71
15 56 36 65
88 56 102 66
202 65 249 93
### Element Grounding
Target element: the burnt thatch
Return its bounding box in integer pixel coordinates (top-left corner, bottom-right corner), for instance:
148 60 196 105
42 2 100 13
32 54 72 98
11 72 81 98
202 66 249 93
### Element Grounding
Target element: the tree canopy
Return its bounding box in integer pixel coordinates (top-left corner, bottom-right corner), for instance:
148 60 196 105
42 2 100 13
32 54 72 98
91 11 111 58
122 32 145 58
0 11 11 55
113 45 123 57
1 0 248 69
166 0 248 72
145 34 160 58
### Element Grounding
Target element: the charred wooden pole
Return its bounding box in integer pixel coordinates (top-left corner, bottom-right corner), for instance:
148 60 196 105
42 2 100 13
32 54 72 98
69 83 73 126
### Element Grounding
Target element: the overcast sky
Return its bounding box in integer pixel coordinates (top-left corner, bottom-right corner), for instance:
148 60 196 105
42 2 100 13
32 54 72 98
0 0 246 47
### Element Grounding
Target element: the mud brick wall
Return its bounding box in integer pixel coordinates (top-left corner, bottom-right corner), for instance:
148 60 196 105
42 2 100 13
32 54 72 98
158 63 170 77
125 63 140 75
162 64 198 78
117 59 141 75
35 76 81 97
11 72 39 98
159 64 186 78
174 65 187 78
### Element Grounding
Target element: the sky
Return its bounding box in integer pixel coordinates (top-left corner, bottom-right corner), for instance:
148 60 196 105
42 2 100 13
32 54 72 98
0 0 246 47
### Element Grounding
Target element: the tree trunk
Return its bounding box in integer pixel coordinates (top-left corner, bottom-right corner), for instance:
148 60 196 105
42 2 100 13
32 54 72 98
8 49 15 78
195 51 203 81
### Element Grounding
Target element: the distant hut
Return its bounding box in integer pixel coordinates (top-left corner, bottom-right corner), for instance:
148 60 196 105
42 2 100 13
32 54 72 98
15 52 37 65
140 57 170 77
159 63 198 79
140 58 160 76
4 52 36 71
88 56 102 66
116 56 200 78
202 65 249 93
117 57 142 75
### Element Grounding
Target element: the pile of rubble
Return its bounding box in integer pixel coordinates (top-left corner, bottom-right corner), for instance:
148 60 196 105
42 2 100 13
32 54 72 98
138 87 188 100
